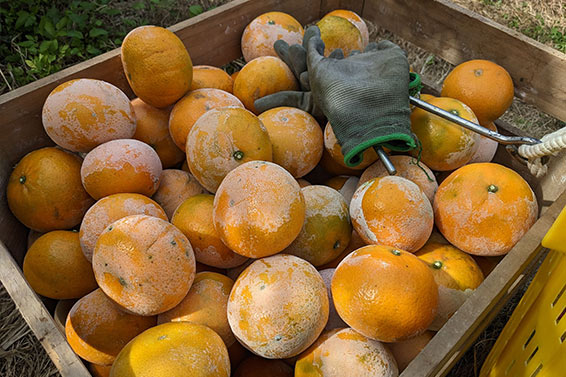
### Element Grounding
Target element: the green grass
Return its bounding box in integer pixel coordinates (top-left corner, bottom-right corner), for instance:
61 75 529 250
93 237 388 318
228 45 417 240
0 0 207 94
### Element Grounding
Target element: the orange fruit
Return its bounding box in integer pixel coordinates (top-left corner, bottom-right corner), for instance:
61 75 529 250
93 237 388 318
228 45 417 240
258 107 323 178
359 155 438 204
151 169 206 219
318 268 347 330
325 9 369 46
284 185 352 267
241 12 304 62
316 15 364 57
233 356 293 377
191 65 234 93
324 175 350 191
318 229 367 269
81 139 162 200
350 176 433 252
227 254 329 358
23 230 97 299
297 178 311 188
410 97 480 171
7 147 94 232
434 162 538 256
419 93 436 102
324 122 377 170
89 363 111 377
110 322 230 377
441 59 514 124
65 288 156 365
332 245 438 342
92 214 195 315
233 56 299 114
186 107 273 193
79 193 167 262
468 121 498 163
213 161 305 258
389 331 435 372
121 25 192 108
172 194 248 268
131 98 184 168
416 242 484 331
42 79 136 152
295 328 398 377
415 242 484 291
168 88 244 150
319 148 362 176
158 272 235 347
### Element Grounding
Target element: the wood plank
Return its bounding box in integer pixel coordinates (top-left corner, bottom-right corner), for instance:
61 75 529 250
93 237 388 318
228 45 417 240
319 0 365 17
362 0 566 122
0 241 91 377
401 190 566 377
0 0 320 167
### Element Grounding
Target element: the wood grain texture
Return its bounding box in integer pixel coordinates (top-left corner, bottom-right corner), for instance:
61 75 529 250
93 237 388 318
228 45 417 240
319 0 365 17
362 0 566 122
0 241 91 377
0 0 320 167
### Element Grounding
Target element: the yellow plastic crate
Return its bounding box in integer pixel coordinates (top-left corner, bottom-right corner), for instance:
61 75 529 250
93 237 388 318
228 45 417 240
480 206 566 377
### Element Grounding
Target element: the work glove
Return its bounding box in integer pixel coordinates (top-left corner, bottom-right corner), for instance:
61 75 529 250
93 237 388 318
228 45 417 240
255 26 417 167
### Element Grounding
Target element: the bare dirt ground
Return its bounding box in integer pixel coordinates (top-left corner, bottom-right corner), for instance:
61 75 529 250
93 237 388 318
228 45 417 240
1 1 564 376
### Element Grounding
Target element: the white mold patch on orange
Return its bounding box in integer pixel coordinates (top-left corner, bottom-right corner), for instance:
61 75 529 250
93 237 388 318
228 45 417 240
169 88 244 150
295 328 398 377
359 155 438 204
152 169 207 219
158 272 236 347
79 193 167 262
186 107 272 193
284 185 352 266
65 288 156 365
80 139 163 199
241 12 304 62
42 79 136 152
350 176 433 252
227 254 329 359
258 107 323 178
92 214 195 316
213 161 305 258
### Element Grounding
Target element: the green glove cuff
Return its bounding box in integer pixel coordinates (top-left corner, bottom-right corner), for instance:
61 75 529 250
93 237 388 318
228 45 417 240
344 131 416 167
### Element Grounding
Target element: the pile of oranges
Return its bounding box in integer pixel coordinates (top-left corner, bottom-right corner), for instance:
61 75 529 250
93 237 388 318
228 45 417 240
6 8 539 377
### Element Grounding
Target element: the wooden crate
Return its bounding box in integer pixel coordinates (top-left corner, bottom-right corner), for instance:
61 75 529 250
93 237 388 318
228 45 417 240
1 0 565 376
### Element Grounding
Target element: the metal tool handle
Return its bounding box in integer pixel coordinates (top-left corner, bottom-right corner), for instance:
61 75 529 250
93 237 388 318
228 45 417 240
410 96 541 146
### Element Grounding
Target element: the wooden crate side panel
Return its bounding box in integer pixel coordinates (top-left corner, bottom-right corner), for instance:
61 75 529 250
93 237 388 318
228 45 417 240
0 0 321 168
319 0 365 17
401 191 566 377
362 0 566 123
0 242 91 377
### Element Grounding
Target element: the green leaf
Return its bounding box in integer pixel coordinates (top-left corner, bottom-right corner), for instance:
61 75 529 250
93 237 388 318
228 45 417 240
132 1 145 10
89 27 108 38
39 40 51 53
15 11 30 29
189 5 203 17
102 8 120 16
18 40 36 48
65 30 83 39
56 16 68 30
86 45 101 54
44 18 56 38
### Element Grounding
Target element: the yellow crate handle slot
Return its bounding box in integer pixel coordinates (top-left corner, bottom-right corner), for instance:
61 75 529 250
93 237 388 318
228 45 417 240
542 205 566 253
